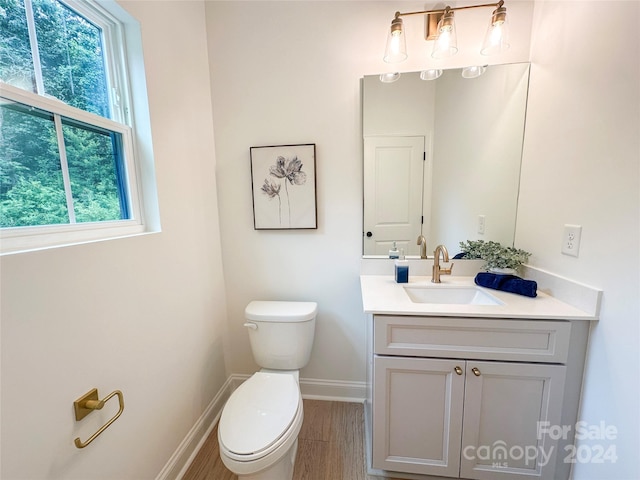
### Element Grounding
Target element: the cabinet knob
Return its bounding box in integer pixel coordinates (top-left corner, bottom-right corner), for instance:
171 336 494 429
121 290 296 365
454 366 463 375
472 367 481 376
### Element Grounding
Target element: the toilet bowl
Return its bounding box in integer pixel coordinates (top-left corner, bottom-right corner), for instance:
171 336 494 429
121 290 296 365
218 371 303 479
218 301 317 480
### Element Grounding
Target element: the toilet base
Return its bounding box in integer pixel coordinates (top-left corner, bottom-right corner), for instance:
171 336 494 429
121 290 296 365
236 438 298 480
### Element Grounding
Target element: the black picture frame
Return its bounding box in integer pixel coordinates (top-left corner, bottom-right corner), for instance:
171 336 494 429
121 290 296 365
250 144 317 230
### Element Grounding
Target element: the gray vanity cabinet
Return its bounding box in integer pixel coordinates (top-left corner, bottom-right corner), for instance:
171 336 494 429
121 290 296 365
370 315 573 480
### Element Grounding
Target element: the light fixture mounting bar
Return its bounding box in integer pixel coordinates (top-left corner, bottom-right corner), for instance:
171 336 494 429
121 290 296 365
393 0 505 40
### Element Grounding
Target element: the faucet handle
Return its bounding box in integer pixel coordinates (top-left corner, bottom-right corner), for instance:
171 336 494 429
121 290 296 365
440 262 454 275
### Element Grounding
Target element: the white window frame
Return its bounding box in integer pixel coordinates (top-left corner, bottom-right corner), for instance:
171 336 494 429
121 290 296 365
61 0 131 125
0 0 159 255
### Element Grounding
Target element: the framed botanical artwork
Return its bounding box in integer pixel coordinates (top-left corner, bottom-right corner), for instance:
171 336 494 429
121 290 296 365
250 144 317 230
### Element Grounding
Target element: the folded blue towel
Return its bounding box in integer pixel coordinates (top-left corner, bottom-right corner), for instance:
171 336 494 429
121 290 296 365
474 272 537 298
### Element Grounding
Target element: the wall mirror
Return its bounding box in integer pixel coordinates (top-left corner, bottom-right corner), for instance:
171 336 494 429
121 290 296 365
362 62 530 257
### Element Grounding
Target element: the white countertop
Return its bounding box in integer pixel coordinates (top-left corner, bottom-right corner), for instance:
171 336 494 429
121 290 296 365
360 275 598 320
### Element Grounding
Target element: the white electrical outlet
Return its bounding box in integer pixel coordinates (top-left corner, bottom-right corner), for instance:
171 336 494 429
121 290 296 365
478 215 486 235
561 224 582 257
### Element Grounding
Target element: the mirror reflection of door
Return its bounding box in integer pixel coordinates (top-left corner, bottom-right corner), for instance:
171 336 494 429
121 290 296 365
363 136 425 256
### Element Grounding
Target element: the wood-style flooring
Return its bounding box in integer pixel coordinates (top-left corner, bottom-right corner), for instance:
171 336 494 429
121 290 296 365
182 399 401 480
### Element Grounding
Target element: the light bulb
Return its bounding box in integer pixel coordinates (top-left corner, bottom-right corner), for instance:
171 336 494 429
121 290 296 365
431 9 458 59
481 5 510 55
383 16 407 63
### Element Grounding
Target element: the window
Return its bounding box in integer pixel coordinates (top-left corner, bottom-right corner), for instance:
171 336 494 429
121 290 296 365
0 0 157 253
0 96 135 227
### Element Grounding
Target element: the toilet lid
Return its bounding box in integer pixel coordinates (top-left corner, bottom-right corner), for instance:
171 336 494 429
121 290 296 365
219 372 300 456
245 301 317 322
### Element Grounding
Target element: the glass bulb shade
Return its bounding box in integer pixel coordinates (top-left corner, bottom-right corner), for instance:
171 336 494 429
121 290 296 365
461 65 487 78
480 9 510 55
383 18 407 63
380 72 401 83
431 13 458 59
420 69 443 81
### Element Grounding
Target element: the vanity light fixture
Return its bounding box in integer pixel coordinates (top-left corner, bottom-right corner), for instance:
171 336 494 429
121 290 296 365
383 15 407 63
379 72 401 83
383 0 510 63
461 65 487 78
420 69 443 80
431 7 458 59
481 2 509 55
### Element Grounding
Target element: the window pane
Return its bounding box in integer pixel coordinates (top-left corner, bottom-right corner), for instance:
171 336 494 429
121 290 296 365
33 0 110 117
0 99 68 227
62 118 128 223
0 0 36 91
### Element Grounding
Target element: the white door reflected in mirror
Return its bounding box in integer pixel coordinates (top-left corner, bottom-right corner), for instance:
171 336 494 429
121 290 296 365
363 136 426 256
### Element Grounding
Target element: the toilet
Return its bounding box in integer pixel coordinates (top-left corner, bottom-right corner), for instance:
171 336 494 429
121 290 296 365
218 301 317 480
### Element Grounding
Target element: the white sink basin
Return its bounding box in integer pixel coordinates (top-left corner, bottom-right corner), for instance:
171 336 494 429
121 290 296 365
403 285 504 306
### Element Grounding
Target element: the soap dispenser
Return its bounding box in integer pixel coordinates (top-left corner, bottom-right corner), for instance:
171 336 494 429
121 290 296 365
395 249 409 283
389 241 399 259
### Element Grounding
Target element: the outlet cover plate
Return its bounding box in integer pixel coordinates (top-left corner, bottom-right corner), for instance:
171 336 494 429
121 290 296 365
561 224 582 257
478 215 485 234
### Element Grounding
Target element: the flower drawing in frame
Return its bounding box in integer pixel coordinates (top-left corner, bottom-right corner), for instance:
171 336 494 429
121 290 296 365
250 144 317 229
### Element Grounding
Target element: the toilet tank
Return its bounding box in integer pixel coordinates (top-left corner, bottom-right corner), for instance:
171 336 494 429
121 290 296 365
244 301 317 370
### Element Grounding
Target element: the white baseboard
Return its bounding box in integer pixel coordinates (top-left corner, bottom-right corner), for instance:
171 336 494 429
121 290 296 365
231 373 366 402
155 377 233 480
155 374 365 480
300 377 366 402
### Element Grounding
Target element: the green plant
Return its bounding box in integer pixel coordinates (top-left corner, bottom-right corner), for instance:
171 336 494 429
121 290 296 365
459 240 531 271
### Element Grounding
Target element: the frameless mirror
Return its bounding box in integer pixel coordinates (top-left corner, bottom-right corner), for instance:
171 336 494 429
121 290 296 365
362 62 530 257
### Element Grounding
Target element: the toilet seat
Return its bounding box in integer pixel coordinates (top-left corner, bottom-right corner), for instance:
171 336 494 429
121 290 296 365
219 372 301 462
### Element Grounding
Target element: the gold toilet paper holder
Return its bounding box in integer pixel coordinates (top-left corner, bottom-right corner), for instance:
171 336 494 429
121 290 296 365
73 388 124 448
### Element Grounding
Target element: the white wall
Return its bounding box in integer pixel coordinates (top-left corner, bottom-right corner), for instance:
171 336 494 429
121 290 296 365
205 0 532 384
517 1 639 479
205 0 367 384
0 2 228 478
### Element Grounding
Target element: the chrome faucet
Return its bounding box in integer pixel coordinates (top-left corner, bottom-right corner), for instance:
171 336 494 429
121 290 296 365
417 235 427 259
432 244 453 283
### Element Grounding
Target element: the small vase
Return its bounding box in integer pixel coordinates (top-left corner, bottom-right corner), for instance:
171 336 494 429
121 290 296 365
488 267 517 275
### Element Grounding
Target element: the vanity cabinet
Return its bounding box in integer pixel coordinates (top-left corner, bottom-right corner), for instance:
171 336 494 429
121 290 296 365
370 315 577 480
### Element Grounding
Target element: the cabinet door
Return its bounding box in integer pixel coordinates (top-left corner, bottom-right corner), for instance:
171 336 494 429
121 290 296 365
460 361 566 480
373 355 464 477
